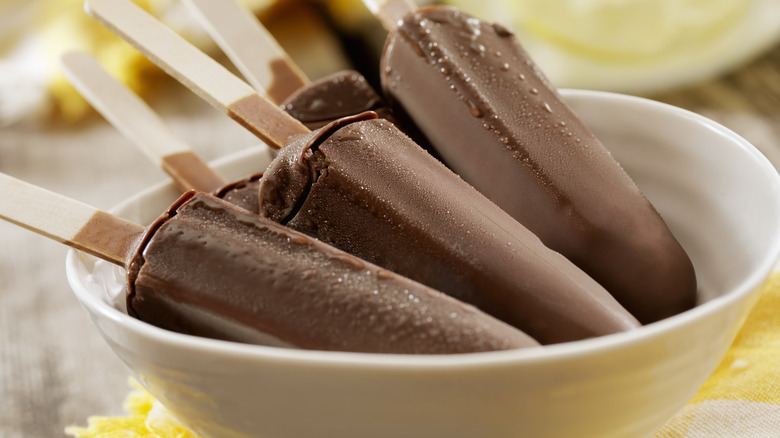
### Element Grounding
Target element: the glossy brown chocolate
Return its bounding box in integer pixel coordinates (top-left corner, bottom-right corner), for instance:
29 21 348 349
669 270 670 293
281 70 395 129
380 6 697 323
126 191 538 354
213 172 264 214
258 114 639 344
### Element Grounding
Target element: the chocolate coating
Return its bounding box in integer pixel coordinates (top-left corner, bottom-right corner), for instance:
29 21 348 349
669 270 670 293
258 113 639 344
381 6 697 323
281 70 395 130
126 191 538 354
213 172 263 214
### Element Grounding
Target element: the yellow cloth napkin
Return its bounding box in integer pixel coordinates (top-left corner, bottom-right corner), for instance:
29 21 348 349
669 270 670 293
65 380 198 438
656 271 780 437
66 272 780 438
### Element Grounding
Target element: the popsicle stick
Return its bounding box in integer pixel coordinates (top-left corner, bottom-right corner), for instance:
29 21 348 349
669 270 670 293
181 0 309 104
362 0 416 31
60 51 227 193
0 173 144 266
84 0 309 150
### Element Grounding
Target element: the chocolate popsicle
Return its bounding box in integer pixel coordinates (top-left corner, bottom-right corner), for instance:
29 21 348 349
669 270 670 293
128 190 538 353
379 6 697 323
0 171 537 353
258 112 639 344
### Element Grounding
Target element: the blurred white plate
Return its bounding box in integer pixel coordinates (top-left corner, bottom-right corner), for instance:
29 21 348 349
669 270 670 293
450 0 780 94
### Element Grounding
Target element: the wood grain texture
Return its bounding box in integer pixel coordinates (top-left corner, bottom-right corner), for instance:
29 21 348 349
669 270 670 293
86 0 308 150
0 172 144 266
61 52 228 193
60 52 194 164
85 0 257 114
182 0 309 103
227 93 310 149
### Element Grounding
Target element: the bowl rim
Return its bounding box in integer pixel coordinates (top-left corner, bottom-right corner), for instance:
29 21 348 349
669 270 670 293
65 89 780 370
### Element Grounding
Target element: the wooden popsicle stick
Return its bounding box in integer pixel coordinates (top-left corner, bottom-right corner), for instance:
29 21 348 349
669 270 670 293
362 0 417 31
181 0 309 104
60 51 227 193
84 0 310 150
0 173 144 266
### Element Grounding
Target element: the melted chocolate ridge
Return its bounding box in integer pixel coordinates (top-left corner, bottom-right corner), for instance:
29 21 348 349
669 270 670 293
279 111 379 225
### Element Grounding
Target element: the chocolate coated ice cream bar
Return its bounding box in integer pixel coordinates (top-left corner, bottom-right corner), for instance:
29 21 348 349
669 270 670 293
258 112 640 344
380 6 697 323
127 190 539 353
0 172 538 354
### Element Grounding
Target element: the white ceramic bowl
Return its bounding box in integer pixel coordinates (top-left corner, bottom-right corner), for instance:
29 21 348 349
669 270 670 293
66 90 780 438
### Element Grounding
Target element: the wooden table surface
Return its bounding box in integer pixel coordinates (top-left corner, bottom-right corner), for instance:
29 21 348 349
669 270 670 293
1 28 779 438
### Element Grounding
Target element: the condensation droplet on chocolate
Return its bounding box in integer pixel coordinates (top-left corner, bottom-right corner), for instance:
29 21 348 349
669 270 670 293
466 100 483 118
